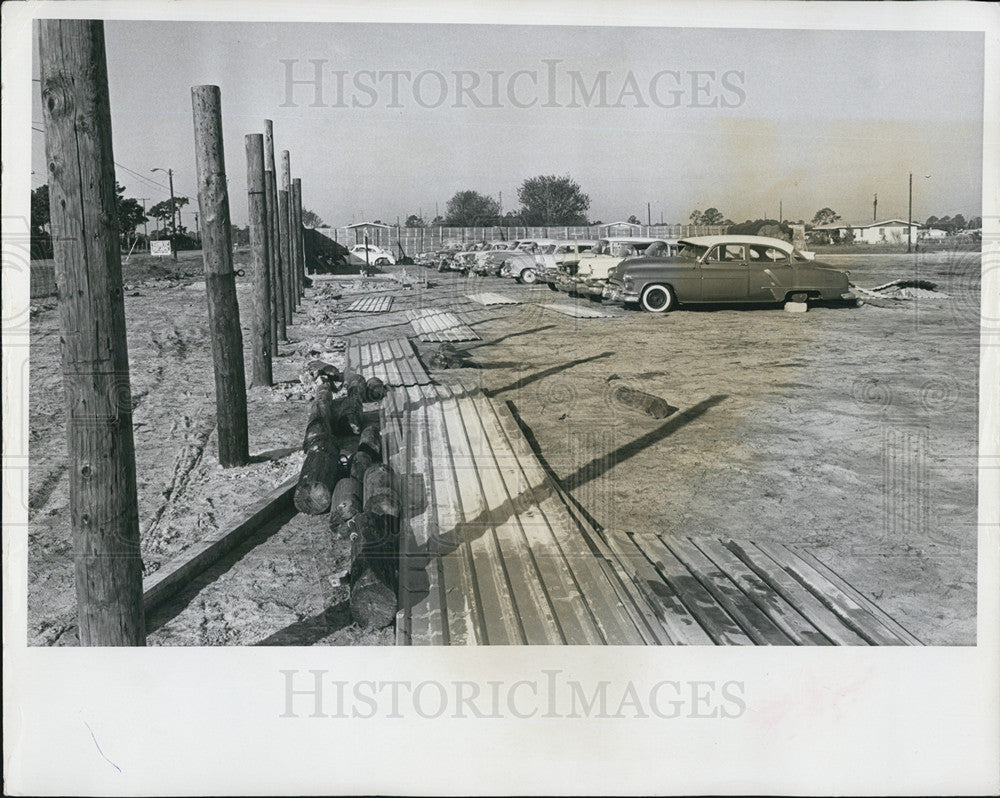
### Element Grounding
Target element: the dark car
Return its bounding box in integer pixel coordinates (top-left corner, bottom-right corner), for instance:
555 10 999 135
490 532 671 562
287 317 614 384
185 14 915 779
603 235 855 312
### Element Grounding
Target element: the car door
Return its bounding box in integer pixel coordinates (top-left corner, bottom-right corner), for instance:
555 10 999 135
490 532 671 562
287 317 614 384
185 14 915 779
747 245 794 301
700 244 749 301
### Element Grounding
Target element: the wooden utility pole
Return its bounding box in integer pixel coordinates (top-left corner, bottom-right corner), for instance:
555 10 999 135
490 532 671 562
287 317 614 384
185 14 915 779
264 120 287 338
39 19 145 645
278 187 293 321
191 85 249 467
292 177 305 294
245 133 273 387
280 150 296 312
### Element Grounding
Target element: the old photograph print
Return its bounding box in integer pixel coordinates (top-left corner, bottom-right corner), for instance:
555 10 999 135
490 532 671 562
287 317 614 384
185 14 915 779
26 21 983 646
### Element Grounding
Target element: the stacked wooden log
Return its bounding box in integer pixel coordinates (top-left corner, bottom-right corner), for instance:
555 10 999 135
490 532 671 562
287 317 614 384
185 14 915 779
292 360 400 629
347 463 402 629
293 382 343 515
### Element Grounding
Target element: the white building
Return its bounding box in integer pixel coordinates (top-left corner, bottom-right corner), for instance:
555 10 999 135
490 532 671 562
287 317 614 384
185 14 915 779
811 218 922 244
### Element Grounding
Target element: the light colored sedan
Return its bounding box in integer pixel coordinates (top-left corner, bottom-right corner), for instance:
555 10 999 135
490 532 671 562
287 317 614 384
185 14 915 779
349 244 396 266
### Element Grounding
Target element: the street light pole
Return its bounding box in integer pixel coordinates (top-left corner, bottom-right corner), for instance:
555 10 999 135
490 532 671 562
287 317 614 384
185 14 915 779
907 171 913 254
152 166 178 260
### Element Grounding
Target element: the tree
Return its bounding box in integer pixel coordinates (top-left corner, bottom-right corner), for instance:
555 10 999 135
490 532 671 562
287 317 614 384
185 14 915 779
811 207 841 226
444 190 500 226
627 215 642 225
148 196 190 234
517 175 590 225
925 215 939 226
689 210 703 224
301 208 324 228
700 208 725 225
951 214 966 230
31 184 50 236
430 215 444 227
30 184 52 259
405 214 425 228
114 182 147 238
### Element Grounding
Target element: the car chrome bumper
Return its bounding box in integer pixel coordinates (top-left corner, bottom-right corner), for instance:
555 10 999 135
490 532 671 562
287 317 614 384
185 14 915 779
603 283 638 303
841 291 856 301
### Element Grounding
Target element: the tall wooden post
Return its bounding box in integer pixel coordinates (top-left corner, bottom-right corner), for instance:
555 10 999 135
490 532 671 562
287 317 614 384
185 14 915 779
264 120 287 337
280 150 296 313
191 85 249 467
265 168 286 338
292 178 305 293
245 133 273 387
260 181 278 351
278 187 293 322
39 19 145 645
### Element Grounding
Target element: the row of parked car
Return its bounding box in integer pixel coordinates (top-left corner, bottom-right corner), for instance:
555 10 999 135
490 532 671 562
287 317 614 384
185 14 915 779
413 234 855 312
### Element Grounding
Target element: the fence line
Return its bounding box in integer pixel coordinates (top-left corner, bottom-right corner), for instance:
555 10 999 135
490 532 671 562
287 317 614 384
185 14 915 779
317 224 729 254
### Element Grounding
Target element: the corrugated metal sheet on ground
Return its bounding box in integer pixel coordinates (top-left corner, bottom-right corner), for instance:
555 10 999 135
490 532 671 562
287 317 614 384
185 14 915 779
381 385 922 646
382 384 661 645
406 308 480 341
346 338 432 386
466 292 521 306
539 302 618 318
345 295 394 313
603 532 922 645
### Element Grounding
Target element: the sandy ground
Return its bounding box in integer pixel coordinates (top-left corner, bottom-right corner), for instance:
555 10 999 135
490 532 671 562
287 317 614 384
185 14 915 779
27 247 980 645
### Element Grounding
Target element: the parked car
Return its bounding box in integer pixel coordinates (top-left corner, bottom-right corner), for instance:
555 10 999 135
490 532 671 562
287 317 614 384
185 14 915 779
469 241 518 275
348 244 396 266
603 235 854 312
498 239 566 283
452 240 494 273
537 241 598 290
570 237 677 299
477 240 546 278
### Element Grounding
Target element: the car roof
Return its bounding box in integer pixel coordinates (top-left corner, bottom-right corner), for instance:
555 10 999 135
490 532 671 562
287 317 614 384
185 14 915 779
598 236 679 244
679 235 795 252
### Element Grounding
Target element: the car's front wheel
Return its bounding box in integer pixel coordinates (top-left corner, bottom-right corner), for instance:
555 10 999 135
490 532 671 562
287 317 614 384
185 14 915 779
375 257 389 266
519 268 538 284
640 283 676 313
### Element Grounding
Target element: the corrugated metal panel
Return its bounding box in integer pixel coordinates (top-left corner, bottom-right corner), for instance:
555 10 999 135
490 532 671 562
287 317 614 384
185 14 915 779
345 296 394 313
346 338 432 386
406 309 480 342
466 292 521 306
383 385 922 647
386 384 656 645
539 302 619 319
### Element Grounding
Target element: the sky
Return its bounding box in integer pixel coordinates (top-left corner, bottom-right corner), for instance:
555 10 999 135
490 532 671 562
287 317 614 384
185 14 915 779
32 22 985 228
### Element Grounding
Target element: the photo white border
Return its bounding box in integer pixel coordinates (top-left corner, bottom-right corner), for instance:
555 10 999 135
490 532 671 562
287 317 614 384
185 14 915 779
3 1 998 795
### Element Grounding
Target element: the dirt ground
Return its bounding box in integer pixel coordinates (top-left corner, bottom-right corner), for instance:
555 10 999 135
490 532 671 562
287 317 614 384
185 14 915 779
27 247 980 645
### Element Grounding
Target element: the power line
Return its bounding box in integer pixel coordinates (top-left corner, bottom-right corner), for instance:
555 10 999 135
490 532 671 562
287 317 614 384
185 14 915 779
113 161 172 193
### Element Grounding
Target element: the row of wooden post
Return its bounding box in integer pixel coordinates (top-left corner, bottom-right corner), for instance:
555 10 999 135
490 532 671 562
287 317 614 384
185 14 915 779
247 124 308 391
38 18 311 644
